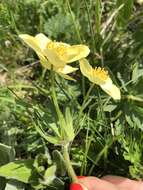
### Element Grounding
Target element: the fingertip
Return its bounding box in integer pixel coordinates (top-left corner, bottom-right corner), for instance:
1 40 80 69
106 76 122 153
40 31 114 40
77 176 86 179
77 176 117 190
70 183 84 190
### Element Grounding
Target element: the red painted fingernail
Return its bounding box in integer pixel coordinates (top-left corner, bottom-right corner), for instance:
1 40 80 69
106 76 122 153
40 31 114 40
70 183 83 190
77 176 86 179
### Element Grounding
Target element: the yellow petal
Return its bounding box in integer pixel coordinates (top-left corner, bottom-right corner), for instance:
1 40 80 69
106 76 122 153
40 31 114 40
58 73 76 81
38 54 76 80
63 45 90 63
80 59 121 99
35 33 51 50
91 68 108 85
100 78 121 100
43 48 66 68
57 65 78 74
137 0 143 4
80 59 109 85
19 34 42 53
37 53 52 70
79 58 92 78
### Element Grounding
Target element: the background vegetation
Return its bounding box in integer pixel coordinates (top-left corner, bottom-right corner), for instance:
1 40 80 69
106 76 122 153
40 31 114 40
0 0 143 189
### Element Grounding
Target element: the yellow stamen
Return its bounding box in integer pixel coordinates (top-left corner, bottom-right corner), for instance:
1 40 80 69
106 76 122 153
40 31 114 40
47 41 69 56
93 67 108 81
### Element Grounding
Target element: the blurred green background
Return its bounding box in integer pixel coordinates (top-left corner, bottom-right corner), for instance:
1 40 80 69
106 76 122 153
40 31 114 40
0 0 143 189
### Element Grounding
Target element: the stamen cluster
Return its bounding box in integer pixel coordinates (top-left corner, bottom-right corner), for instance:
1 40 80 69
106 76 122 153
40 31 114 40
47 41 69 56
93 67 108 81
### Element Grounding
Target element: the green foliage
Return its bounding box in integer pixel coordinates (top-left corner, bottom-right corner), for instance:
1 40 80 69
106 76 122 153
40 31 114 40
0 143 15 165
116 0 134 27
0 159 37 183
4 180 25 190
52 150 66 176
44 13 76 40
1 0 143 189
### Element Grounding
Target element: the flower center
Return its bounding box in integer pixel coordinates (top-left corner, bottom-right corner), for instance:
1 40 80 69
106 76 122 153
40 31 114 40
93 67 108 82
47 41 68 56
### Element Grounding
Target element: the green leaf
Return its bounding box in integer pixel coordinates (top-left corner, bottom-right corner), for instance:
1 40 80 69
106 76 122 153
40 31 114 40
0 159 39 184
0 143 15 165
33 121 60 145
5 179 25 190
51 178 65 190
0 177 6 190
116 0 134 27
52 150 66 176
40 165 56 185
65 108 75 141
131 62 143 84
58 108 75 143
95 0 101 35
103 105 117 112
44 13 74 39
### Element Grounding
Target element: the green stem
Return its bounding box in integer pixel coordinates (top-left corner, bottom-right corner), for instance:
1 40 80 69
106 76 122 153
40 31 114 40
83 0 96 53
66 0 82 43
62 144 78 183
78 83 95 121
50 71 77 182
126 95 143 102
80 83 95 114
82 76 86 97
75 83 95 133
51 69 61 119
51 69 65 140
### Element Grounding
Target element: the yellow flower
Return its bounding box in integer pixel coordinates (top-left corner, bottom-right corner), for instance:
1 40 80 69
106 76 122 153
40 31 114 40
79 59 121 100
19 33 90 80
39 52 78 80
137 0 143 5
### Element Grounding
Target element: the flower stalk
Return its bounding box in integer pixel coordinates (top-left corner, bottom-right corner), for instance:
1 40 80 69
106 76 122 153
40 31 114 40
51 68 61 119
62 144 78 183
51 70 77 183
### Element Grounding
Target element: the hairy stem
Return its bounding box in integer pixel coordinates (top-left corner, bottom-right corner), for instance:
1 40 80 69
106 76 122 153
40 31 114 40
51 71 77 182
62 144 78 183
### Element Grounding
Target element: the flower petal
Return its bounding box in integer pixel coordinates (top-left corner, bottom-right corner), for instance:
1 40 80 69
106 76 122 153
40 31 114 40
37 53 52 70
100 78 121 100
63 45 90 63
80 59 109 85
57 65 78 74
35 33 51 50
58 73 76 81
79 58 92 78
19 34 42 53
43 48 66 68
80 59 121 99
38 54 76 80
